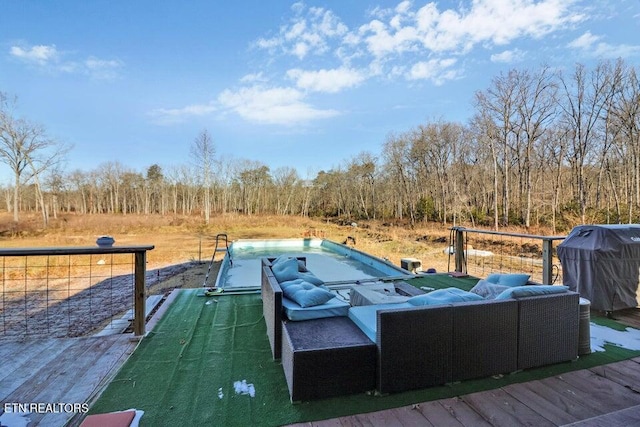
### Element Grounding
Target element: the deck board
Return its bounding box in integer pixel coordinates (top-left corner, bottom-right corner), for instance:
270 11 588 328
0 338 76 401
462 388 556 427
561 404 640 426
437 397 493 427
610 308 640 329
0 338 64 386
353 408 408 427
27 336 131 426
414 400 465 426
558 369 640 411
7 338 111 403
502 378 588 425
0 335 135 427
299 359 640 427
589 359 640 392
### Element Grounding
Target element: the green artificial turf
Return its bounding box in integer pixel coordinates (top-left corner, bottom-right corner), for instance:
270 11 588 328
407 273 480 291
89 288 640 426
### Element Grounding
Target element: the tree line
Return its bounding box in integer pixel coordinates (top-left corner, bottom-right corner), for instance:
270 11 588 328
1 59 639 233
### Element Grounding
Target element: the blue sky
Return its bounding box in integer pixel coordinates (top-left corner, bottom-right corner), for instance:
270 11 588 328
1 0 639 181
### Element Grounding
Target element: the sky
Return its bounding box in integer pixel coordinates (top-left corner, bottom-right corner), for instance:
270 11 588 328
1 0 639 182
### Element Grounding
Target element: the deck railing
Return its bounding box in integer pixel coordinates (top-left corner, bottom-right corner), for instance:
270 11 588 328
0 245 154 338
449 227 566 285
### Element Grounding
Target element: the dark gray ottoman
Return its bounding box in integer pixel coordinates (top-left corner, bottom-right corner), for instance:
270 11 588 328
282 316 376 402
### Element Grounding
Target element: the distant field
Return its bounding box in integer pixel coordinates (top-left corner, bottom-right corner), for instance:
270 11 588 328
0 212 456 273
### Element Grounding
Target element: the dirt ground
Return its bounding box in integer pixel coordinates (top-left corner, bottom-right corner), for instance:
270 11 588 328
148 260 218 294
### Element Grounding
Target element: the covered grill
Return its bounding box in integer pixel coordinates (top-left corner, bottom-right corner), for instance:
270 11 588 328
557 224 640 312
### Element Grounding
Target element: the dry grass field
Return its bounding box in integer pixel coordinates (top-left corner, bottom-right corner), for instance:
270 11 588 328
0 211 558 288
0 211 458 288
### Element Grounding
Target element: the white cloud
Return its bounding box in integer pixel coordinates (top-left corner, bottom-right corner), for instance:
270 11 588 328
568 31 640 58
217 85 339 125
240 72 268 83
407 58 461 85
286 67 366 93
255 3 348 59
250 0 585 99
149 103 217 125
490 48 526 63
84 57 124 79
178 0 596 127
9 42 123 79
10 44 59 65
359 0 584 57
568 31 601 49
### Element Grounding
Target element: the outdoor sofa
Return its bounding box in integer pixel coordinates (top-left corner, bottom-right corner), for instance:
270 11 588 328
261 257 580 400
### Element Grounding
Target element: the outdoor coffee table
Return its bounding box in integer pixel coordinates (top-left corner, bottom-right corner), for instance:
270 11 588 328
349 281 424 306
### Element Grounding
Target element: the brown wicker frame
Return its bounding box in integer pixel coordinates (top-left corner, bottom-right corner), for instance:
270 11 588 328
261 258 282 360
282 317 376 402
517 292 580 370
376 304 454 393
452 299 519 381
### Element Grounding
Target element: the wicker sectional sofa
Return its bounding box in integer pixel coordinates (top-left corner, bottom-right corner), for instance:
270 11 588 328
261 257 581 400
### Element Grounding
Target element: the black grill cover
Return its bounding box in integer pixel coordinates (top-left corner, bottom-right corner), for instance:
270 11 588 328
557 225 640 311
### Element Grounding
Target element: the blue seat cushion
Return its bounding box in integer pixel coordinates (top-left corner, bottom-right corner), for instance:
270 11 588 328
283 296 350 321
348 303 412 342
407 287 484 306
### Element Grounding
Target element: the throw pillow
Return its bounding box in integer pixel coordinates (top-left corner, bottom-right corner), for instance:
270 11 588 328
486 273 502 284
282 281 335 307
470 279 510 299
271 257 301 283
497 273 531 287
298 271 324 285
484 273 531 287
272 255 307 271
278 278 306 291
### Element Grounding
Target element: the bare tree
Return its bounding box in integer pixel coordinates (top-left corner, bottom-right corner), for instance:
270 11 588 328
560 61 620 223
513 66 559 227
190 130 216 224
272 166 300 216
474 71 519 226
0 93 69 224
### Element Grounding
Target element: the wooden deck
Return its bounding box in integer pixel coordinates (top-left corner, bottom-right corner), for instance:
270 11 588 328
0 334 137 427
0 292 176 427
288 308 640 427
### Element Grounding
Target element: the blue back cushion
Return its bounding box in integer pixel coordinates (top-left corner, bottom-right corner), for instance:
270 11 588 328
485 273 531 287
495 285 569 300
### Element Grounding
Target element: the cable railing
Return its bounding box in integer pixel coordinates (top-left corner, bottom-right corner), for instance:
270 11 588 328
449 227 566 285
0 245 154 338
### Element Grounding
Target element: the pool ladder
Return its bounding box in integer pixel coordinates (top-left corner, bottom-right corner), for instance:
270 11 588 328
202 233 231 288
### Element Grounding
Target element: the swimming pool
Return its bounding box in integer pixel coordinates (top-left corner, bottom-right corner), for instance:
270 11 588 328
213 238 411 290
